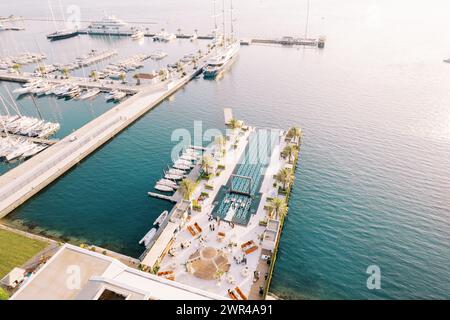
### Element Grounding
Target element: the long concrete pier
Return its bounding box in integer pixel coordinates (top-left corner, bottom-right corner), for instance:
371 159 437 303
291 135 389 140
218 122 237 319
0 56 209 218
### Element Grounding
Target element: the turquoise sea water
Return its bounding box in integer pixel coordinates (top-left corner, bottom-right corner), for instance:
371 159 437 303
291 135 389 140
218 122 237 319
1 0 450 299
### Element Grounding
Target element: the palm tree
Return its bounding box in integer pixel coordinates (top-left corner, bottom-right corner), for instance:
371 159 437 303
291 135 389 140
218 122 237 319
215 135 226 155
61 68 70 79
282 145 297 163
12 63 21 74
176 62 184 73
197 49 202 58
200 154 214 176
275 167 293 190
89 70 98 81
177 28 181 36
228 118 241 138
118 72 126 84
133 74 141 85
269 197 288 220
179 178 196 201
159 69 167 81
287 127 301 143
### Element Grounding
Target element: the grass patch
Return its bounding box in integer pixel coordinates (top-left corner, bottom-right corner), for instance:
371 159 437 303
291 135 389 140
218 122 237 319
0 287 9 300
0 229 48 279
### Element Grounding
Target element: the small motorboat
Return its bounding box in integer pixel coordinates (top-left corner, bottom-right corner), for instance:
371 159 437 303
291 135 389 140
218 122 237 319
155 184 174 192
153 210 169 226
79 88 100 100
167 168 185 175
164 173 184 180
131 30 144 40
157 179 178 187
113 91 126 101
150 51 168 60
175 159 193 166
139 228 157 247
172 163 191 171
180 154 197 161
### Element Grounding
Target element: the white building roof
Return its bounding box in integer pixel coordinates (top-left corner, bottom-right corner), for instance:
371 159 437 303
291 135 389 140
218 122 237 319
10 244 222 300
1 267 25 287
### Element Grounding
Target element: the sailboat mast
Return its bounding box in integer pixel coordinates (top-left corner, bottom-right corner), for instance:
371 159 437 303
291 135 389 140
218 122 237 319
213 0 217 31
47 0 58 31
222 0 226 42
304 0 310 39
230 0 234 40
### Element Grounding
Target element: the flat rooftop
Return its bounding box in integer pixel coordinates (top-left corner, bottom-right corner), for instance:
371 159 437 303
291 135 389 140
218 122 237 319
11 244 222 300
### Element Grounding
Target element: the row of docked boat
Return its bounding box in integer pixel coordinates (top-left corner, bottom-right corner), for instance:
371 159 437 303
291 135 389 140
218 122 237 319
0 136 47 162
0 115 60 139
153 147 201 193
11 79 97 100
30 50 118 76
0 52 47 70
99 53 150 80
149 50 168 61
11 78 127 102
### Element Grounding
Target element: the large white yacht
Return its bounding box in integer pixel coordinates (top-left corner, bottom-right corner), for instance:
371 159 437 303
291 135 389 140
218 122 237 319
203 40 240 78
203 0 240 78
86 15 129 34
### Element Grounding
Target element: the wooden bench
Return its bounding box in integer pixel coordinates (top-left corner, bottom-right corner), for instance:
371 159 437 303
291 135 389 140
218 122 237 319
194 222 202 233
227 291 238 300
244 245 258 255
187 225 196 236
235 287 248 300
241 240 253 249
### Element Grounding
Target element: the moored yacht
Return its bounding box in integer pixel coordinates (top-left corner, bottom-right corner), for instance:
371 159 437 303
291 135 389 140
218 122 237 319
131 30 144 40
46 29 79 41
86 15 129 35
203 40 240 78
153 31 176 42
79 88 100 100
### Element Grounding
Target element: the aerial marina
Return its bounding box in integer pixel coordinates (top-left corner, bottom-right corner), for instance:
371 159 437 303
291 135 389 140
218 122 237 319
0 0 312 300
0 0 449 304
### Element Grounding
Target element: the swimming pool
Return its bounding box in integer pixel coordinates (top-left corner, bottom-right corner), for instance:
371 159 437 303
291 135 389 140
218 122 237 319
212 129 279 225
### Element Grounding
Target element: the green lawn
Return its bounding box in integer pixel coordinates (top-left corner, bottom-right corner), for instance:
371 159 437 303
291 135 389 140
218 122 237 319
0 229 48 279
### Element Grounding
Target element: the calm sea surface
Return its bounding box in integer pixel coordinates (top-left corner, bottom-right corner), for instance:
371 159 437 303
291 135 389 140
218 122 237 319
1 0 449 299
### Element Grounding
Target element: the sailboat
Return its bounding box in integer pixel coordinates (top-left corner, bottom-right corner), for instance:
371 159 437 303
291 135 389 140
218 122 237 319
46 2 78 41
203 0 240 79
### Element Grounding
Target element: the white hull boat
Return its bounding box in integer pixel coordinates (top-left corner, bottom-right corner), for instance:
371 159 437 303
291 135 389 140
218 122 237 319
139 228 157 247
167 168 185 175
172 163 191 171
79 88 100 100
154 210 169 226
164 173 184 180
157 179 178 188
155 184 174 192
